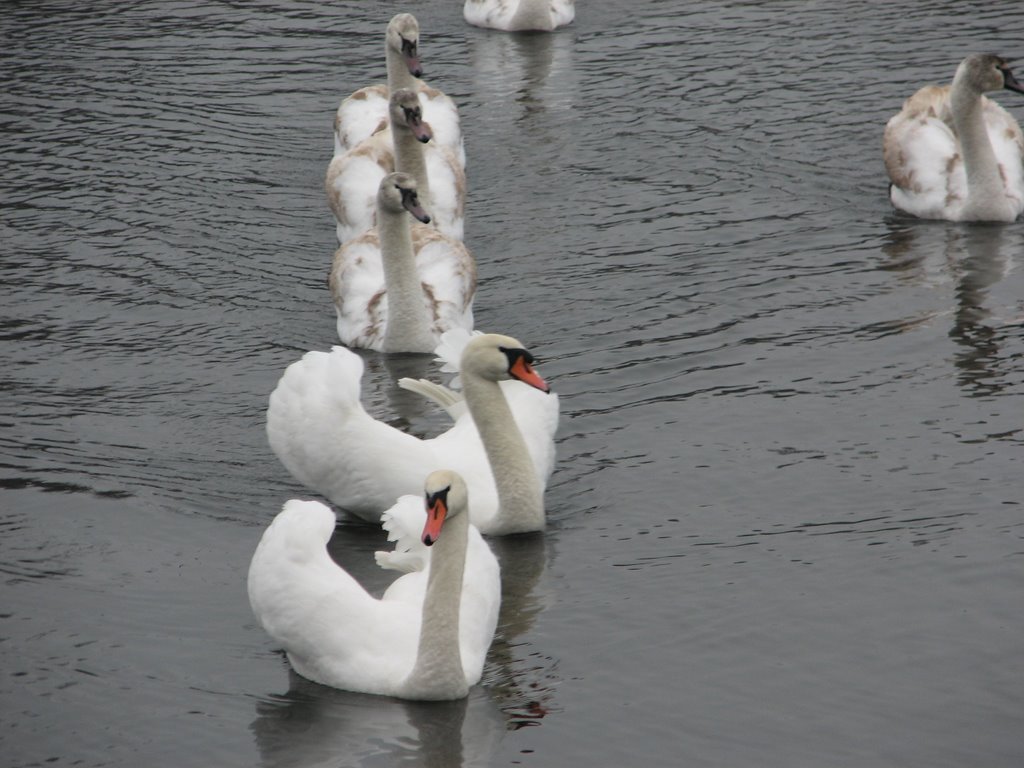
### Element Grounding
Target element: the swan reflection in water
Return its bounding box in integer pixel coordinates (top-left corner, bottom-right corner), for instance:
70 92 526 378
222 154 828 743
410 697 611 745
249 522 559 766
881 221 1024 396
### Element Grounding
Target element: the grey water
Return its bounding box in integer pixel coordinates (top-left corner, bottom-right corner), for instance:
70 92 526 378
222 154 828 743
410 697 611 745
3 0 1023 765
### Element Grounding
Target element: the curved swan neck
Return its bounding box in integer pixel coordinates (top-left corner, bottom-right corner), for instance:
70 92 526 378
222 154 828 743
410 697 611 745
393 125 432 211
403 511 469 700
950 75 1007 219
378 205 435 352
463 375 544 534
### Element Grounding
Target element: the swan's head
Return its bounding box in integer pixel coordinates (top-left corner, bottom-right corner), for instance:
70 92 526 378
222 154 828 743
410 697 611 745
955 54 1024 95
386 13 422 78
389 89 432 143
461 333 551 393
379 172 431 224
421 470 469 546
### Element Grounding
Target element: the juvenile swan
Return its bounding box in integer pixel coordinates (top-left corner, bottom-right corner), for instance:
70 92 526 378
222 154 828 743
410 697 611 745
248 470 500 700
463 0 575 31
335 13 464 165
329 172 475 353
884 54 1024 222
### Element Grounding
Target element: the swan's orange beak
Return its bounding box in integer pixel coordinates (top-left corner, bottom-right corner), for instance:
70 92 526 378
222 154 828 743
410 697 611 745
422 493 448 546
510 356 550 393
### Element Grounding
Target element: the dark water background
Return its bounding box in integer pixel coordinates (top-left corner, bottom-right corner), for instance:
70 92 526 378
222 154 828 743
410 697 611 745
3 1 1023 765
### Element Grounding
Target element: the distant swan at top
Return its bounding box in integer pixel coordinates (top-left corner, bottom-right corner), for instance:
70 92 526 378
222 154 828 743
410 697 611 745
884 53 1024 222
463 0 575 32
335 13 464 166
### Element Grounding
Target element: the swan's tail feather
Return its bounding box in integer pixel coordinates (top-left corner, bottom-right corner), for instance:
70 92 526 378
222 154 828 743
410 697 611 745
397 377 465 419
374 495 428 573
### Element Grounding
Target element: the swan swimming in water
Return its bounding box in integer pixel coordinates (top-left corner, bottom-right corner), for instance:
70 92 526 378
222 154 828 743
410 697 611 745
884 53 1024 222
463 0 575 32
326 89 466 244
265 332 558 534
247 470 500 700
329 172 475 353
335 13 464 166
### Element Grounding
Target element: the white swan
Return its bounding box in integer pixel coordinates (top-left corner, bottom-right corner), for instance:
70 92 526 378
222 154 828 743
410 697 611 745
266 332 559 534
463 0 575 31
334 13 465 166
330 172 475 353
884 54 1024 222
327 89 466 243
247 470 501 700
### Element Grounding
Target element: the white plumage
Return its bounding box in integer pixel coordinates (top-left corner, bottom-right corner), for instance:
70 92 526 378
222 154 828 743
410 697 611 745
248 471 500 700
335 13 465 166
266 331 559 534
463 0 575 31
884 54 1024 222
329 172 475 353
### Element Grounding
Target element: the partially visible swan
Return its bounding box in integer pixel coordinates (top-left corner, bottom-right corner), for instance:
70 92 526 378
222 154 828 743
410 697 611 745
248 470 500 700
330 172 475 353
327 89 466 243
463 0 575 31
335 13 464 166
884 53 1024 222
266 332 559 534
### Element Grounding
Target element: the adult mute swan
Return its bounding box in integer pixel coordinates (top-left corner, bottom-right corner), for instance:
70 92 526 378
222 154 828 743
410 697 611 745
265 332 559 534
884 53 1024 222
463 0 575 32
327 89 466 243
335 13 464 167
248 470 500 700
329 172 475 353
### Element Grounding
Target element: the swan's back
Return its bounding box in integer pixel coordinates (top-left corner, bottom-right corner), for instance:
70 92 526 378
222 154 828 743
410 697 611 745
266 347 437 519
463 0 575 31
247 499 422 695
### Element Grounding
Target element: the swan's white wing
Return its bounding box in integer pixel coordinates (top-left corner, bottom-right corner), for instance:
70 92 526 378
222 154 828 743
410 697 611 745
421 144 467 240
266 347 439 520
247 499 421 695
325 133 392 243
550 0 576 28
412 224 476 337
334 84 390 156
983 97 1024 216
376 494 431 573
418 86 466 168
463 0 574 31
330 234 387 351
884 85 966 219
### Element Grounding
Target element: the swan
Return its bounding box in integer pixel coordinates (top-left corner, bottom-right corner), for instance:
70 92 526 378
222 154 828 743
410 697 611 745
265 332 559 534
329 172 475 353
334 13 465 167
463 0 575 32
884 53 1024 222
247 470 501 700
327 89 466 243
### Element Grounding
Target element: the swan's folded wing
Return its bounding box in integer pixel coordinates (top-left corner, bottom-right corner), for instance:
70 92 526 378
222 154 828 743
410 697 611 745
330 235 387 350
884 87 964 218
412 226 475 339
983 97 1024 212
418 86 465 168
266 346 438 519
335 84 389 155
397 377 468 420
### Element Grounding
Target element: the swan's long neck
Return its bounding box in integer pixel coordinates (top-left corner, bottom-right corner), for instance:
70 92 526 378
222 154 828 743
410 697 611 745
386 43 417 93
393 126 432 212
403 512 469 700
378 205 435 353
950 76 1010 220
463 375 544 534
